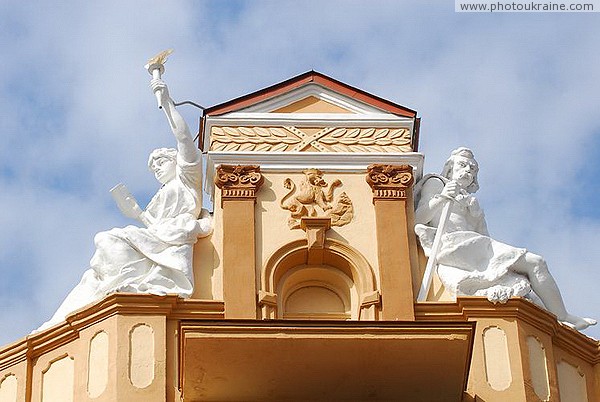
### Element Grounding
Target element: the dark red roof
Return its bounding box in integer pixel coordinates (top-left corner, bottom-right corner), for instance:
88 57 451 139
203 71 417 118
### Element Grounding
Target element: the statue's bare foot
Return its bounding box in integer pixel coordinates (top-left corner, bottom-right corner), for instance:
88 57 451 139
560 314 597 330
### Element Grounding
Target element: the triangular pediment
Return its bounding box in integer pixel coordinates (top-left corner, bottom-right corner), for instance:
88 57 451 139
201 71 421 160
200 71 423 202
232 83 393 116
203 71 417 118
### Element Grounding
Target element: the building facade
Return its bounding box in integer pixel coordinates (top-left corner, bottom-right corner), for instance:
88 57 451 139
0 72 598 401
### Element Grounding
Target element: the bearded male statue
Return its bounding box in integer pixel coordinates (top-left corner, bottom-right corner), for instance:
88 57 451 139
37 78 212 331
415 147 595 330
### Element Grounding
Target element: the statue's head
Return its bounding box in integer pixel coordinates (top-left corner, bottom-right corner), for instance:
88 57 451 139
148 147 177 184
441 147 479 193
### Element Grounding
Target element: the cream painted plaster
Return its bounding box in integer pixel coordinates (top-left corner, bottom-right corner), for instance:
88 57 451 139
88 331 109 398
272 96 352 114
31 340 80 402
208 171 380 313
557 360 588 402
221 197 259 318
116 315 166 400
209 190 224 301
0 298 212 401
165 319 180 402
279 266 355 319
526 336 550 401
192 233 217 300
0 364 25 402
181 321 474 401
429 272 456 302
466 319 527 401
129 324 155 389
209 166 379 318
483 326 512 391
79 313 119 401
516 320 560 401
286 286 346 315
257 171 379 288
0 374 17 402
554 346 597 402
28 315 118 402
42 355 74 402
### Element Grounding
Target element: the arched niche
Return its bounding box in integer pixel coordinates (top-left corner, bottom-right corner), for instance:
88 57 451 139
259 239 380 320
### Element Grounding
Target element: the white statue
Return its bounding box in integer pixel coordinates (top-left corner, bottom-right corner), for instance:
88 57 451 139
415 147 596 330
37 55 212 331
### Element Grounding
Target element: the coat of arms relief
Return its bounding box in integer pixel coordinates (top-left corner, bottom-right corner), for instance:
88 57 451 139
280 169 354 229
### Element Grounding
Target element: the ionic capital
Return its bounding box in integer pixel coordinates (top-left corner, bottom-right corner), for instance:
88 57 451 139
215 164 264 205
365 164 414 201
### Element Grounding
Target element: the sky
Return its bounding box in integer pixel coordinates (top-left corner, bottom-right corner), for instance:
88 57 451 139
1 0 600 345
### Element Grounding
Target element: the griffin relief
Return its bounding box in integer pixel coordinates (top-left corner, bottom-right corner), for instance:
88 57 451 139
280 169 354 229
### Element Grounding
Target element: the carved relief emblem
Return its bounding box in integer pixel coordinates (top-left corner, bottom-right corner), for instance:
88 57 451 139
280 169 354 229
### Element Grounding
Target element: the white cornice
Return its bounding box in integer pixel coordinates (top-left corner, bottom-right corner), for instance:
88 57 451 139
207 113 412 123
207 151 423 173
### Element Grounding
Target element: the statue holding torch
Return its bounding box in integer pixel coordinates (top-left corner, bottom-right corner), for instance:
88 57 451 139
37 51 212 332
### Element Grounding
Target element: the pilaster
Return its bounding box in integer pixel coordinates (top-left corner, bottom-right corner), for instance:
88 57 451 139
215 164 264 319
366 164 417 320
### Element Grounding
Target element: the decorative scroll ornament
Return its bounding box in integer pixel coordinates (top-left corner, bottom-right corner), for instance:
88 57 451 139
215 164 264 205
365 164 414 200
280 169 354 229
211 126 412 153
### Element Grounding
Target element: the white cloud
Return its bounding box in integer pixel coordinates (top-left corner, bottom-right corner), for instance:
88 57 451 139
0 1 599 345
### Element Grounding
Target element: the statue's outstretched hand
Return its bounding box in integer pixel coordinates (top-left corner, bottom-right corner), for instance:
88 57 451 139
150 78 171 108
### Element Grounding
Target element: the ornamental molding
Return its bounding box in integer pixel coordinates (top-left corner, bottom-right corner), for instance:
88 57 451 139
214 164 264 204
210 126 412 153
366 164 414 200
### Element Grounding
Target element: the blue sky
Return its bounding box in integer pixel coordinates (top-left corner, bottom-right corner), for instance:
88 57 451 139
1 0 599 345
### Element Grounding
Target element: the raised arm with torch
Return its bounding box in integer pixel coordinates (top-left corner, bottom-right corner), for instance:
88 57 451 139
145 49 179 131
145 49 173 109
36 51 211 332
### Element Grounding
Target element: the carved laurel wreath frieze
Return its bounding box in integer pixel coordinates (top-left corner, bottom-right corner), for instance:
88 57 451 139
210 126 411 153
